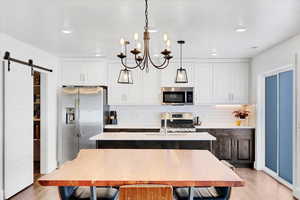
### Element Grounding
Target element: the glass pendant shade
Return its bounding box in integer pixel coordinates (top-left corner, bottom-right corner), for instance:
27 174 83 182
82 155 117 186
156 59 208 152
175 67 188 83
175 40 188 83
118 69 133 84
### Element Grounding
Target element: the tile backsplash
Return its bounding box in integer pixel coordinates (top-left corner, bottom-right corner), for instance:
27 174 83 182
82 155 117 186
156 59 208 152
109 105 256 127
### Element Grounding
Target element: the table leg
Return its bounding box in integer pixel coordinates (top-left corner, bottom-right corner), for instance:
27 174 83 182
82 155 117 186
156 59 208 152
210 140 213 152
90 186 96 200
189 186 194 200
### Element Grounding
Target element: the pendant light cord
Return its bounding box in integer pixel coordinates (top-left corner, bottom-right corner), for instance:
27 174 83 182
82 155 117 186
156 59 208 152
180 43 183 69
145 0 149 30
125 42 128 66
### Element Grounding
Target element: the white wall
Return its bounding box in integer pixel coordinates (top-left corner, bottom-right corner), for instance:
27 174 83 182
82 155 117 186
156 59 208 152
0 36 4 200
250 35 300 103
0 33 60 200
251 34 300 198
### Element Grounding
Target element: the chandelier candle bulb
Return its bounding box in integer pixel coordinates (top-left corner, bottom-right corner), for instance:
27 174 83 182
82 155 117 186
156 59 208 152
120 38 125 45
166 40 171 50
163 33 168 42
137 42 142 50
134 33 139 41
120 38 125 53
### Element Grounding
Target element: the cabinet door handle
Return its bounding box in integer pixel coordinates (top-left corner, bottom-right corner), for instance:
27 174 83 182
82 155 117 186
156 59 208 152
80 73 86 82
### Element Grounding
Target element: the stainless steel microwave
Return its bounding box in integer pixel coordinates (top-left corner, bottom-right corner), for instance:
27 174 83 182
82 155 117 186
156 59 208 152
161 87 194 105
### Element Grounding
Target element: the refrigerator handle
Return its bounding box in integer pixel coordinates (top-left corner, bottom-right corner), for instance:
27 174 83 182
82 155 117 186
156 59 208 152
75 93 81 138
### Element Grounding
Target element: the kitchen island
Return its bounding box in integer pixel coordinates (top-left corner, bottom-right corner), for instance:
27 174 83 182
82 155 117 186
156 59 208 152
93 127 255 168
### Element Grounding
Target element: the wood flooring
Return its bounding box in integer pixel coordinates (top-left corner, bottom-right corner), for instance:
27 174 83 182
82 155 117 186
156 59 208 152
9 168 296 200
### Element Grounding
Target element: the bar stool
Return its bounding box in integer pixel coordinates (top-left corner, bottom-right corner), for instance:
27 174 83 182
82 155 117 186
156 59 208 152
58 186 118 200
174 160 235 200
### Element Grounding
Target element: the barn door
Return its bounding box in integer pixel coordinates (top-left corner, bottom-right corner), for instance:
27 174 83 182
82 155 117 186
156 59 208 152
4 62 33 198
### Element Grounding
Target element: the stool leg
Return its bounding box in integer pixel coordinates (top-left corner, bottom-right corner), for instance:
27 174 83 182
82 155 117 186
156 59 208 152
90 186 97 200
189 187 194 200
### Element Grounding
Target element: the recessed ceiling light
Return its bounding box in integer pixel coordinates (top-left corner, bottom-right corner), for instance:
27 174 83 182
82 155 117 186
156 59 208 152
61 29 72 34
235 26 247 32
95 54 102 57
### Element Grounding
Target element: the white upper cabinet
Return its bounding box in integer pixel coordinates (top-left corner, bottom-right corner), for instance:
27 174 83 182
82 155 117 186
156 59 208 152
160 63 177 86
231 63 249 104
108 63 144 105
108 61 249 105
108 63 130 105
142 67 161 105
127 69 144 105
212 62 249 104
212 63 233 103
194 63 213 104
61 59 107 86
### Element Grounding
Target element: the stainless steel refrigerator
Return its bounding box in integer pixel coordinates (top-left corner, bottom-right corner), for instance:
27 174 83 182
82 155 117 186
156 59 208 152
58 86 108 165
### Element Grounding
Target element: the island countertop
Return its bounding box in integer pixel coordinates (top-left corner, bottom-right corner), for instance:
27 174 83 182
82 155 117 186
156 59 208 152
104 124 255 129
90 132 216 141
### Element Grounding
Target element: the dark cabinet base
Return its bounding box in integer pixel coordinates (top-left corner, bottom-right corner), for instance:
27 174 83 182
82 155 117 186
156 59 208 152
100 128 255 168
97 140 211 151
197 129 255 168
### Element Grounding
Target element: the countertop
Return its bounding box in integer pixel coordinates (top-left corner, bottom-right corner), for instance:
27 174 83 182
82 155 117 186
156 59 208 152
90 132 216 141
104 125 160 129
104 124 255 129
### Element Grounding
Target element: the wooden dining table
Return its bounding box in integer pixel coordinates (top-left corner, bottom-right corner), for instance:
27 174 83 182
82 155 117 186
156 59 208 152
38 149 244 200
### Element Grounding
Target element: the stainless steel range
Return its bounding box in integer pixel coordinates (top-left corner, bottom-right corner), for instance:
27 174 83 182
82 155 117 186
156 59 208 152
160 112 196 133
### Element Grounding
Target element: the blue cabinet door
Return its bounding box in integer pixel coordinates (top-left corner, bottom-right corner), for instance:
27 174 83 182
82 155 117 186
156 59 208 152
265 75 278 173
279 70 293 184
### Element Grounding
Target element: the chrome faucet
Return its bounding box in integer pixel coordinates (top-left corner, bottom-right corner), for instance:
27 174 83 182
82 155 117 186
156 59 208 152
162 112 172 135
163 115 168 135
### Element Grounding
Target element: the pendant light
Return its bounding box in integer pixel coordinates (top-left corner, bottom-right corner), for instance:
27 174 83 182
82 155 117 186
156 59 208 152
117 40 133 84
175 40 188 83
117 68 133 84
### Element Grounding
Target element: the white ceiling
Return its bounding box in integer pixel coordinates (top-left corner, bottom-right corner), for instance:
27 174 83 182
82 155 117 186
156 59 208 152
1 0 300 59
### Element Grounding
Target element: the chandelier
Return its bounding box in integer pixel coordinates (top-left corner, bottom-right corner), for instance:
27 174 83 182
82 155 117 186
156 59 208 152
117 0 173 84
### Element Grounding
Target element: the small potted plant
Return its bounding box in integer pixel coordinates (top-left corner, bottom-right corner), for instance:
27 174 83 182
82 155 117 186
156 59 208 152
232 106 250 126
